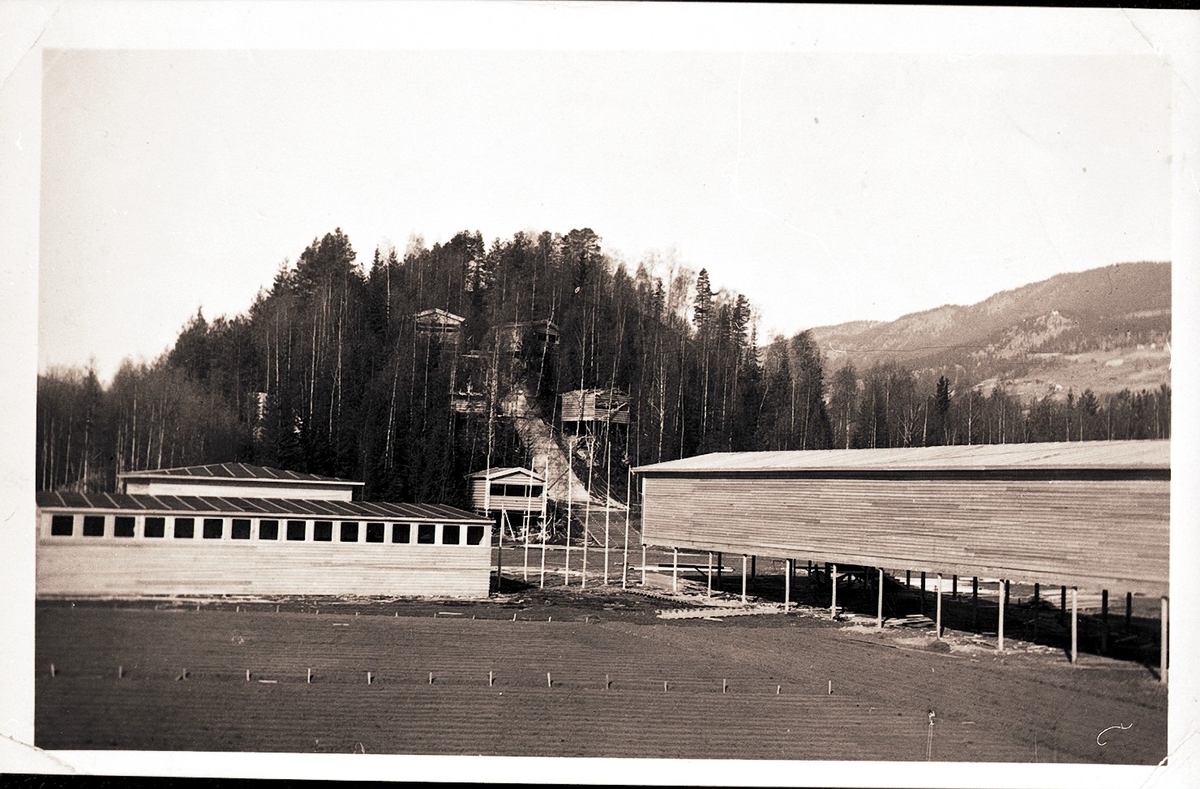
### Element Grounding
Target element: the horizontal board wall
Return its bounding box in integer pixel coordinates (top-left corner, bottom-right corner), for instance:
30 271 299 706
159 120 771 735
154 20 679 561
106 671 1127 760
640 476 1168 596
37 513 492 598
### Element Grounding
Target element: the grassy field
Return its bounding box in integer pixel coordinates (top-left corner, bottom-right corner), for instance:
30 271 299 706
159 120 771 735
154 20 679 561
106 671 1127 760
35 584 1166 763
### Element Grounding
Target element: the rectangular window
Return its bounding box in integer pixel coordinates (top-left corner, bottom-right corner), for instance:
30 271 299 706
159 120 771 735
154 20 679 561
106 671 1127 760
365 522 385 543
82 515 105 537
144 517 166 538
417 524 436 544
286 520 306 541
313 521 333 542
174 517 195 538
231 519 252 540
489 483 506 498
50 515 73 536
114 516 136 538
442 524 460 545
340 522 359 542
203 518 224 539
259 520 279 540
466 525 485 545
392 523 411 544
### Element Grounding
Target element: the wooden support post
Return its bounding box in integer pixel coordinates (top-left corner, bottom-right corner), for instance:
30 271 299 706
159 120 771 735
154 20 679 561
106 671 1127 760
920 571 926 616
1126 592 1133 631
741 555 748 604
1160 596 1168 684
784 559 792 612
1070 587 1078 665
1033 583 1040 640
877 568 884 630
672 547 678 593
707 552 714 599
830 564 838 620
972 576 979 630
1101 589 1109 655
539 516 547 590
581 507 589 590
641 544 647 585
936 574 943 639
997 579 1005 652
952 574 958 600
622 467 631 590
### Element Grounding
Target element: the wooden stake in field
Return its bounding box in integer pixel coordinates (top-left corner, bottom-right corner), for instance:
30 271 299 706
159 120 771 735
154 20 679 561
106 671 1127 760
307 668 312 684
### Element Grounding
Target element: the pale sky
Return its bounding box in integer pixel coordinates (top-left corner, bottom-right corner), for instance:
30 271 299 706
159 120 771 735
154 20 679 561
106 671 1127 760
38 45 1172 382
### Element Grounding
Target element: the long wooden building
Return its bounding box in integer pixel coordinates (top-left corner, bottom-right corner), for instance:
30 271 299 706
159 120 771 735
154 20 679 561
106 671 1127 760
36 463 493 598
633 441 1169 597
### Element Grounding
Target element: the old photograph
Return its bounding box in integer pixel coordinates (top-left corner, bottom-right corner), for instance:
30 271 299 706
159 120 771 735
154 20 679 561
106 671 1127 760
2 2 1197 786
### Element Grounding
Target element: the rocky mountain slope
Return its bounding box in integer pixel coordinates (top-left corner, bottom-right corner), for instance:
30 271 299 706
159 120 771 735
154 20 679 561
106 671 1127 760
807 262 1171 400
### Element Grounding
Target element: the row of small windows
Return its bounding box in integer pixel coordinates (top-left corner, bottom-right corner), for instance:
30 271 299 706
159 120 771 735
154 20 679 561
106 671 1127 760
47 514 485 546
488 483 544 498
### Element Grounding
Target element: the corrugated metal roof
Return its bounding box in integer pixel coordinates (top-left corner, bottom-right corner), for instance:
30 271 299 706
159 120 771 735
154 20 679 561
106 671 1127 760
34 491 489 523
633 440 1169 474
466 467 545 483
117 463 361 485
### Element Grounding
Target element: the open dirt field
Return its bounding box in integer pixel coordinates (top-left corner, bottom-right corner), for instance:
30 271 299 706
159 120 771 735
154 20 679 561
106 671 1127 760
35 583 1166 763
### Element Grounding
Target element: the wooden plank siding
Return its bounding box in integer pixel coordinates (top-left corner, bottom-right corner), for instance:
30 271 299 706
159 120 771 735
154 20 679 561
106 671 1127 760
37 508 493 599
639 474 1168 596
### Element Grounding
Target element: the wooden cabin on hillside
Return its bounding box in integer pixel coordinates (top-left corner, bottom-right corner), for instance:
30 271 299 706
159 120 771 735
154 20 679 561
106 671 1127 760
496 319 560 355
414 308 466 340
561 389 630 427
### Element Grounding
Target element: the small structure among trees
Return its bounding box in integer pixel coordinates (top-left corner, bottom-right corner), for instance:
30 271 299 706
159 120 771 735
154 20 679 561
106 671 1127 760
413 308 466 339
496 319 560 355
560 389 630 427
467 466 547 539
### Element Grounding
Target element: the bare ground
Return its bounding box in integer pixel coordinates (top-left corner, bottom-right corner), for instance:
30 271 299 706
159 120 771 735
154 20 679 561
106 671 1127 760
35 581 1166 763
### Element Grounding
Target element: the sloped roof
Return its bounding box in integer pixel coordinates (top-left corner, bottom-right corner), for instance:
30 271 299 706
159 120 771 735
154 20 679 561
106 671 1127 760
413 307 466 324
466 466 546 483
35 491 488 522
118 463 362 486
633 440 1169 474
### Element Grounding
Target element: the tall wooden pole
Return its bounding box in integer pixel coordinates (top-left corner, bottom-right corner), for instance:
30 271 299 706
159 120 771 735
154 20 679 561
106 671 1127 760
920 571 926 616
522 508 530 582
603 435 611 585
708 552 714 599
496 512 505 594
564 480 573 587
539 458 548 589
641 544 646 585
621 467 631 590
741 555 748 604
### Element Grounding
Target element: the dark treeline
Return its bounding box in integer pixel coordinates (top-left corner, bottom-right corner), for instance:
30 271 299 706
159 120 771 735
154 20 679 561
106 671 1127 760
37 227 1171 505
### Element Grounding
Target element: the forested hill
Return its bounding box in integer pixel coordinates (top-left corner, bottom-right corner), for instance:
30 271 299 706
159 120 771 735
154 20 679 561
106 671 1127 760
37 231 1171 505
37 228 776 503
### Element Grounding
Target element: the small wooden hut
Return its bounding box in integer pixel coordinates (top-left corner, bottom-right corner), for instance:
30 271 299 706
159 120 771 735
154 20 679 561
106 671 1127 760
560 389 630 426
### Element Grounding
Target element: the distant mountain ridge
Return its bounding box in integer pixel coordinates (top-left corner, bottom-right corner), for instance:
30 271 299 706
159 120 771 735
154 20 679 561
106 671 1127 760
807 262 1171 399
